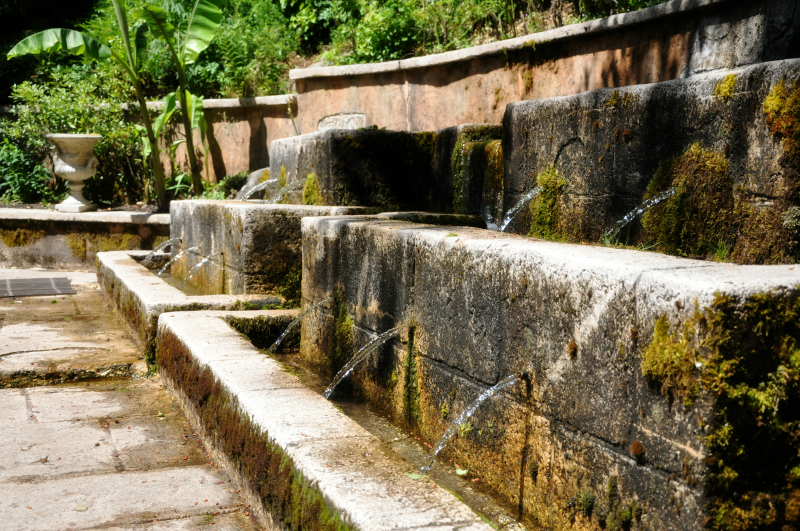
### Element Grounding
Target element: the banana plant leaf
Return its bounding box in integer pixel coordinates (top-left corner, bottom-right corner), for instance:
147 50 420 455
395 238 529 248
141 5 176 47
7 29 111 60
183 0 223 65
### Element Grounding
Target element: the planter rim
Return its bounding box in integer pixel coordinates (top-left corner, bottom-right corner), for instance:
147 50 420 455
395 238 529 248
46 133 103 140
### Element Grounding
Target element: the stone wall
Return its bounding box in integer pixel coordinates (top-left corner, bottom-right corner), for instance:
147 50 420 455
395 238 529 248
300 214 800 529
0 209 170 271
168 200 366 297
289 0 799 134
160 95 297 183
501 59 800 263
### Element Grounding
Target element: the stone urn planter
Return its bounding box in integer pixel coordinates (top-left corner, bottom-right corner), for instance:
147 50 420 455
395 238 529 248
46 133 102 213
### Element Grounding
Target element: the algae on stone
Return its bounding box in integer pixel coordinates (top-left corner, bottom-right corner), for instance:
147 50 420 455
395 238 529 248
0 226 46 247
640 289 800 530
528 166 567 240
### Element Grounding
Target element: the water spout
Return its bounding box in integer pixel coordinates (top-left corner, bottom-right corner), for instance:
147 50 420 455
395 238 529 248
600 188 677 244
241 178 279 201
323 327 402 399
141 238 181 267
498 187 541 232
179 252 220 289
268 297 333 353
268 179 306 204
421 373 521 472
157 246 202 277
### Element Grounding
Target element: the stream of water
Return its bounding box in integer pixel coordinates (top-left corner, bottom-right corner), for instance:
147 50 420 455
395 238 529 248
141 238 181 267
323 327 402 399
157 246 202 276
241 178 279 201
268 297 333 353
421 373 521 472
498 187 541 232
600 188 677 243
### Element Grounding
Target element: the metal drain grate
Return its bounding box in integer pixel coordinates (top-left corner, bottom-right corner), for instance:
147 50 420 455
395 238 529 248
0 277 76 298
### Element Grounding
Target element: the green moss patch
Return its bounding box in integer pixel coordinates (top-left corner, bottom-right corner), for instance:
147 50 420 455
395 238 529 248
156 332 352 531
0 226 46 247
641 289 800 530
714 75 737 102
641 143 799 264
303 173 325 206
527 166 567 240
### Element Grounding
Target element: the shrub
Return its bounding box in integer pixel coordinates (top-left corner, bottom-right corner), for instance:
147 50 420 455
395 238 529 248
0 66 148 206
0 139 59 204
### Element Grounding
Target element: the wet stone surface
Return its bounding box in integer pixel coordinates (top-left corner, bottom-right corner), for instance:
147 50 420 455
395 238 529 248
0 271 145 387
0 269 257 530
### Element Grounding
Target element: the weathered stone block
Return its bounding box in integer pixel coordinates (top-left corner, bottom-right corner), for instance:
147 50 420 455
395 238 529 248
169 200 365 297
269 125 502 218
502 58 800 264
300 215 800 529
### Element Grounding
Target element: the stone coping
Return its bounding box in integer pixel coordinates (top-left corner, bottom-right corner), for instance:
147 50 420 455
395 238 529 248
0 208 170 225
142 94 296 111
158 309 491 530
96 251 280 358
290 0 726 79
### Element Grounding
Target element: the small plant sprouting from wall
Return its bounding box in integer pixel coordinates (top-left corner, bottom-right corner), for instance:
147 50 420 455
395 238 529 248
528 166 567 240
641 290 800 530
640 141 799 264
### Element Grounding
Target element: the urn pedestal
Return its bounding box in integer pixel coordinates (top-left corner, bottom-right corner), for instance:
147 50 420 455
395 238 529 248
46 134 102 213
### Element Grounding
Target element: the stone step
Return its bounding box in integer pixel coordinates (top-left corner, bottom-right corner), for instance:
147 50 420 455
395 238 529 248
156 310 493 531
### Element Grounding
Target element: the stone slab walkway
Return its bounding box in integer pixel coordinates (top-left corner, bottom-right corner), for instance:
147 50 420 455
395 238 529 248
0 268 257 530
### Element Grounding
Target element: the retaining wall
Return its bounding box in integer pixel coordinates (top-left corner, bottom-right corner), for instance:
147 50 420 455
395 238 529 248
0 209 170 270
300 214 800 529
158 95 297 182
501 58 800 252
289 0 799 134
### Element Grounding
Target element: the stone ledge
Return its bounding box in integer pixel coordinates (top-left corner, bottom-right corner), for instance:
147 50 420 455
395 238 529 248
137 94 297 111
157 310 492 531
96 251 281 360
0 208 169 225
290 0 727 79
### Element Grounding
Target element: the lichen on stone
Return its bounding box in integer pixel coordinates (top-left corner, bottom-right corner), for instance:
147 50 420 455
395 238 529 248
714 74 737 102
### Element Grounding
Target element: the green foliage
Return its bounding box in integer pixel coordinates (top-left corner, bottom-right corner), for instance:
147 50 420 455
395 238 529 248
640 291 800 530
641 315 700 406
0 139 58 204
0 66 148 205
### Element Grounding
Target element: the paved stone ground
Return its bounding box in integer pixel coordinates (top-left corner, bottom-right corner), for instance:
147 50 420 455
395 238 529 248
0 268 258 531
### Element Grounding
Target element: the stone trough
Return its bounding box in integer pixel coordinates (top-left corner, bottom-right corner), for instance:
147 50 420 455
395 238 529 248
156 309 494 530
96 251 280 362
298 214 800 529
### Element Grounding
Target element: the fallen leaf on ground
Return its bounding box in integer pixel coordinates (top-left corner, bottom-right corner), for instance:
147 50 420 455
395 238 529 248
456 468 468 475
74 506 88 512
405 473 427 480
